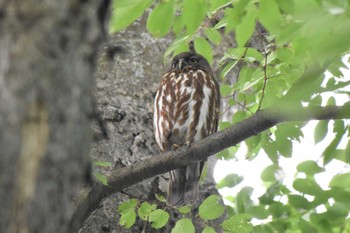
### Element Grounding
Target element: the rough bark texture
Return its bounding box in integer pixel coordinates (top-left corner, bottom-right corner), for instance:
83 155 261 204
0 1 103 232
79 16 225 233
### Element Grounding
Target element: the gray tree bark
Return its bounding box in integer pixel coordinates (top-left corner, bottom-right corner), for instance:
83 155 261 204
79 15 225 233
0 1 103 232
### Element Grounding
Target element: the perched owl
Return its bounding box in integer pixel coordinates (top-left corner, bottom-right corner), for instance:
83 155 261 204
153 51 220 206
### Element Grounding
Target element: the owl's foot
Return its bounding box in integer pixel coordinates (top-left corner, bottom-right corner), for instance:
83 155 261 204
172 144 181 150
184 140 191 146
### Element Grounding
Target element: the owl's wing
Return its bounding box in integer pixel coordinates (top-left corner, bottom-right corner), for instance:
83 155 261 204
153 73 176 151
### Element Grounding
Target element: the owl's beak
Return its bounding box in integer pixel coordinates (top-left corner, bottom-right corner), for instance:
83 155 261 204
177 59 186 71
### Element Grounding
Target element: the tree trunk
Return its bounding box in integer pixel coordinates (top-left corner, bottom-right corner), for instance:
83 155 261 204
0 1 103 232
78 15 225 233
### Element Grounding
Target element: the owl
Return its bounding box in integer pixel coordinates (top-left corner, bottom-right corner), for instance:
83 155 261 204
153 51 220 206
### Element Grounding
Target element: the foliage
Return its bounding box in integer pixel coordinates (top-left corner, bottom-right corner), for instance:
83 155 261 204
111 0 350 232
116 195 224 231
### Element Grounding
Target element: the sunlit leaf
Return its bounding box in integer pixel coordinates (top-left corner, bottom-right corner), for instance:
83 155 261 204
118 199 138 213
149 209 169 229
93 172 108 186
110 0 152 32
330 187 350 202
202 226 217 233
178 205 191 214
222 213 253 233
138 201 156 221
258 0 281 33
329 172 350 189
297 160 324 175
147 0 174 37
236 187 253 213
205 28 222 45
288 194 311 209
199 195 225 220
216 174 243 189
119 208 136 229
183 0 208 34
172 218 195 233
323 121 346 164
261 164 280 182
236 4 256 47
94 161 112 167
299 219 318 233
246 206 269 219
194 37 213 64
293 178 323 196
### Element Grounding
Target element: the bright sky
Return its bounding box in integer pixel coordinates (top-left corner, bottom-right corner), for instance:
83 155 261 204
214 55 350 206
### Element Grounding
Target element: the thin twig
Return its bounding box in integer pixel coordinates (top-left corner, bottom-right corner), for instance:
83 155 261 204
258 51 268 110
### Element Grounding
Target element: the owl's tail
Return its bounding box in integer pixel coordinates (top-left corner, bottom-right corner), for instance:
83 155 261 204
167 162 202 207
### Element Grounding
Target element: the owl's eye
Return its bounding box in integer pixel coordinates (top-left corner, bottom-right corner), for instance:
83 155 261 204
172 62 177 68
189 57 197 63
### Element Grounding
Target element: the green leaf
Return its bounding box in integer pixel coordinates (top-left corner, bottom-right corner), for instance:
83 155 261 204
268 201 289 218
314 121 328 144
345 140 350 163
183 0 208 34
216 174 243 189
323 121 346 164
93 172 108 186
236 187 253 213
299 219 318 233
110 0 152 32
262 140 279 164
210 0 232 13
221 213 253 233
138 202 157 221
172 218 195 233
149 209 169 229
164 34 189 59
260 164 280 182
329 172 350 189
220 84 233 96
118 199 138 213
276 137 292 158
205 28 222 45
155 193 166 202
245 134 261 158
119 208 136 229
259 183 282 205
147 0 174 37
177 205 191 214
194 37 213 64
220 60 239 79
293 178 323 196
236 4 256 47
202 227 217 233
173 14 185 35
94 161 112 167
219 121 231 130
330 187 350 202
288 194 311 209
258 0 281 33
232 111 247 123
199 195 225 220
246 206 269 219
296 160 324 175
216 147 237 160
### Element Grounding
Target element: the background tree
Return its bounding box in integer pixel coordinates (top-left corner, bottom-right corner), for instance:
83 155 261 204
0 0 105 232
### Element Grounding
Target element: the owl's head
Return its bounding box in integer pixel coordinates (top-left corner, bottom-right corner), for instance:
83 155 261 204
170 52 211 73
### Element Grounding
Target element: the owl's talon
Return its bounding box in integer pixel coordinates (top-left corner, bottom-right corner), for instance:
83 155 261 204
184 141 191 146
172 144 180 150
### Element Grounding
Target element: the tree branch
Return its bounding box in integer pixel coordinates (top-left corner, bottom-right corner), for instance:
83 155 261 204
71 104 350 231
